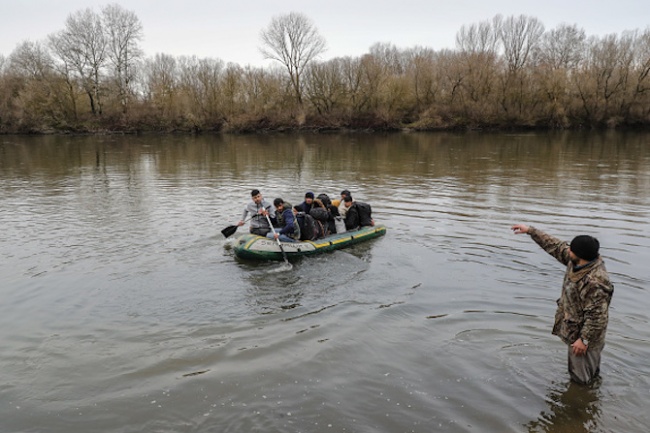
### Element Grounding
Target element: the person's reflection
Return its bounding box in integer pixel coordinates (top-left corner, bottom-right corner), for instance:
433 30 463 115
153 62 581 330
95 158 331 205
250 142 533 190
526 380 601 433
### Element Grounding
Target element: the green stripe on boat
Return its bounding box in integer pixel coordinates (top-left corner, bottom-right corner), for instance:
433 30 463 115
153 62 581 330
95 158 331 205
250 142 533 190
233 224 387 261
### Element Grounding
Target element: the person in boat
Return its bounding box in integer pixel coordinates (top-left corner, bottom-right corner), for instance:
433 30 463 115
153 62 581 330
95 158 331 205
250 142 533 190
309 199 330 237
337 190 352 218
293 205 321 241
316 193 340 232
512 224 614 385
311 194 339 236
297 191 315 214
267 198 300 242
342 195 360 230
342 195 375 231
238 189 275 236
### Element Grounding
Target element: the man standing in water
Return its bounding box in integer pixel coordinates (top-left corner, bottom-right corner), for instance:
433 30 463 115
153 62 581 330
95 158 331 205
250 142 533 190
238 189 275 236
511 224 614 385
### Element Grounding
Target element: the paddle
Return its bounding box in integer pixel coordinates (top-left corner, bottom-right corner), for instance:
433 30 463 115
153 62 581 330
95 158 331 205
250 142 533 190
221 216 252 238
265 214 290 264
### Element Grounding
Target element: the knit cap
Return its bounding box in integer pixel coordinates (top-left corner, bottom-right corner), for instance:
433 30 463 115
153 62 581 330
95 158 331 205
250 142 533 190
570 235 600 261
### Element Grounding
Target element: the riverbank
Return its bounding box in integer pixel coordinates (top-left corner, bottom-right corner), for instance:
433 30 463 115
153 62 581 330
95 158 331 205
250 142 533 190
3 116 649 135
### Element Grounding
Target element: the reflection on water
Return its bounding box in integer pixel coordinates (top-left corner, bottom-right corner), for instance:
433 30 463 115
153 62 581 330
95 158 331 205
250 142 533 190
526 381 601 433
1 132 649 432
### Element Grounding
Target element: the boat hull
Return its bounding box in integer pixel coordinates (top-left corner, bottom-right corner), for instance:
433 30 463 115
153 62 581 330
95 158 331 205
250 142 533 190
233 224 387 261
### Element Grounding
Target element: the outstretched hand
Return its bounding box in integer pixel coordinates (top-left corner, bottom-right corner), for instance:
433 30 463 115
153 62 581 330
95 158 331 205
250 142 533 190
511 224 529 234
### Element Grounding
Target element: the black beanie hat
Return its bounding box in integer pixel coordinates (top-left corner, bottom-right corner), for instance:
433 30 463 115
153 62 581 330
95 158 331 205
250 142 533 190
305 192 315 199
570 235 600 261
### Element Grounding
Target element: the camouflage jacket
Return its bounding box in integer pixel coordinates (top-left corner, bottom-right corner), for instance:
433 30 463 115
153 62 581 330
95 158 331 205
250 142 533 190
528 227 614 347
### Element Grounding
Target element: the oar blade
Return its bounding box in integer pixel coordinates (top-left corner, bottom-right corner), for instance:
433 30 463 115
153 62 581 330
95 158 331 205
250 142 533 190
221 224 238 238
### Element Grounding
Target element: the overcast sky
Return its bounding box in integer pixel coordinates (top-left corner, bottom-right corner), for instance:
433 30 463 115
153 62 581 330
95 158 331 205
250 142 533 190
1 0 648 66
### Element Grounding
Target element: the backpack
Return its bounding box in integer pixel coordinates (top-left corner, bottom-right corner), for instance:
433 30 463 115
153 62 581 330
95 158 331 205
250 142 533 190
356 202 373 227
296 212 319 241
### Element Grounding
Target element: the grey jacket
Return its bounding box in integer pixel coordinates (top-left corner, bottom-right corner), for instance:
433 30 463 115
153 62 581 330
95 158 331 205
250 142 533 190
242 199 275 232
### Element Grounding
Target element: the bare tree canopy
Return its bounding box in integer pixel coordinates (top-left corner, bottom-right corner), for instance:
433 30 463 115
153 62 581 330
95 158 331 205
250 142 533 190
499 14 545 72
49 8 107 115
102 3 143 114
2 9 650 133
259 12 326 105
534 23 586 69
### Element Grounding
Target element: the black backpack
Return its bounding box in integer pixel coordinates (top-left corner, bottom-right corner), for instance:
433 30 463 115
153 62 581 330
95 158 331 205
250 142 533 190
356 202 373 227
296 212 319 241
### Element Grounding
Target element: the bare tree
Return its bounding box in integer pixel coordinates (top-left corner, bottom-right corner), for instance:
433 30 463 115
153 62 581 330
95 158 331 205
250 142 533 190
241 66 273 114
8 41 55 124
8 41 53 79
143 53 178 119
495 15 544 117
499 15 544 72
455 18 500 117
534 24 586 70
49 8 107 115
259 12 326 106
631 29 650 118
369 42 407 75
47 34 80 120
403 47 439 110
530 24 586 126
340 56 368 113
305 58 346 115
456 19 499 54
102 3 143 115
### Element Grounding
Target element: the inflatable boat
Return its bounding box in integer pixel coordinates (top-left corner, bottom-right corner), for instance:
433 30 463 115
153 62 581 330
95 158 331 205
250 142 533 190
233 224 387 261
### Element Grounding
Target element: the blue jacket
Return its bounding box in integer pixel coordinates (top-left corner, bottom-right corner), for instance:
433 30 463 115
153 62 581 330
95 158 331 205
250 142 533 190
278 208 299 239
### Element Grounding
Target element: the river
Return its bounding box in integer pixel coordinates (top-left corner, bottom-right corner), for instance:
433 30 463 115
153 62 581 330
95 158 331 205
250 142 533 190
1 131 649 432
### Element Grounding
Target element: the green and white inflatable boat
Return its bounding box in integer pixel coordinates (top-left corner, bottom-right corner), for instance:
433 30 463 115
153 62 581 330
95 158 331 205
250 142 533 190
233 224 387 261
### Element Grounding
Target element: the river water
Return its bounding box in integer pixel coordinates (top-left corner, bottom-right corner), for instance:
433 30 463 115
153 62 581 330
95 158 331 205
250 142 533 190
1 132 649 432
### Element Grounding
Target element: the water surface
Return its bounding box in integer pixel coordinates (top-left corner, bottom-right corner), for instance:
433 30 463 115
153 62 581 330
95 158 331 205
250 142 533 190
1 132 649 432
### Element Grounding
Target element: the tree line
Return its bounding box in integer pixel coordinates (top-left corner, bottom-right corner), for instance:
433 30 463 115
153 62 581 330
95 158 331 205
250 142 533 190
1 6 649 134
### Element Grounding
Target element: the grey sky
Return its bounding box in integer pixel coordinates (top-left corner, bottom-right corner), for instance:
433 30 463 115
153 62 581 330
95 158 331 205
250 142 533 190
1 0 648 66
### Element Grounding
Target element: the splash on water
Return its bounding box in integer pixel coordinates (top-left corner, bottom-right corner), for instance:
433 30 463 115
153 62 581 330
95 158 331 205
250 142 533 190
266 261 293 273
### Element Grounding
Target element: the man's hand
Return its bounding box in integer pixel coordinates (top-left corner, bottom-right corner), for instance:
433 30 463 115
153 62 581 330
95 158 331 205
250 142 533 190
571 338 588 356
511 224 529 234
237 220 244 226
273 233 279 240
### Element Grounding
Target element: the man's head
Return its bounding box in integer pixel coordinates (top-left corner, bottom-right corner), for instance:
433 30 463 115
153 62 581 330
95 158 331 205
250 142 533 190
251 189 262 204
273 198 284 211
305 191 314 204
344 195 353 208
569 235 600 263
341 190 351 200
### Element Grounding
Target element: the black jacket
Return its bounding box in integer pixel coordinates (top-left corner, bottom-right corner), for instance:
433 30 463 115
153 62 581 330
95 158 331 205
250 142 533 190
344 203 359 230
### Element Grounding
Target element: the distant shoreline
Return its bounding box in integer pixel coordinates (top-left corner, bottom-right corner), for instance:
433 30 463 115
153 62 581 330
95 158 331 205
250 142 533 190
3 123 649 136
